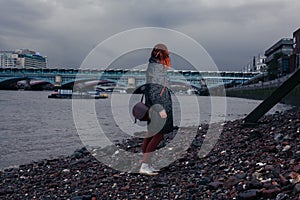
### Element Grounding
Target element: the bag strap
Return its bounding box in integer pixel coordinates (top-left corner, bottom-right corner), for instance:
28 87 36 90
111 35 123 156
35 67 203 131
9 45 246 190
140 93 145 102
159 82 166 97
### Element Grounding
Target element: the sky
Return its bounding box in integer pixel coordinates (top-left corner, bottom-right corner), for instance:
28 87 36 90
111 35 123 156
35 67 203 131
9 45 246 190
0 0 300 71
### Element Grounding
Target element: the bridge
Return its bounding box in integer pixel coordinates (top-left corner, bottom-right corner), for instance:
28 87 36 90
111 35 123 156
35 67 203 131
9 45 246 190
0 67 260 92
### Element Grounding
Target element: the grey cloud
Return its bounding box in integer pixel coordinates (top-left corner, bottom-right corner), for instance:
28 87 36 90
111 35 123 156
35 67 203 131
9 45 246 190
0 0 299 70
0 0 53 34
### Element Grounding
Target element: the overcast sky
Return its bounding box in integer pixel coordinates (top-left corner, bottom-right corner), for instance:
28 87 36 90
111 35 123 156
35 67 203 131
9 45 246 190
0 0 299 71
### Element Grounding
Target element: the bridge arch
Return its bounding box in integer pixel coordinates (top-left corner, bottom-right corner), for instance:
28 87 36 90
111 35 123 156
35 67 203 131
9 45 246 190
0 76 56 85
62 78 125 89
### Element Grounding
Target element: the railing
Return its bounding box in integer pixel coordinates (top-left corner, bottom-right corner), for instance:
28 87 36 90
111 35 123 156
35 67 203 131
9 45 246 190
0 67 259 88
230 73 293 91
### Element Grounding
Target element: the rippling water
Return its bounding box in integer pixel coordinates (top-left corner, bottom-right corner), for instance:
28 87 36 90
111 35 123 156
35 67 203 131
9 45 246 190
0 90 292 169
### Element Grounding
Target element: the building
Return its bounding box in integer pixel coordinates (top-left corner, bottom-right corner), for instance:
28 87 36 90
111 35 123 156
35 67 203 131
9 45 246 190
291 28 300 70
265 38 294 78
0 49 47 68
15 49 47 68
254 53 267 72
0 51 19 68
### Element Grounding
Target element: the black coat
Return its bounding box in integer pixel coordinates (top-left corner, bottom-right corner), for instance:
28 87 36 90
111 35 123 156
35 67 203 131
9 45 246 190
144 61 174 135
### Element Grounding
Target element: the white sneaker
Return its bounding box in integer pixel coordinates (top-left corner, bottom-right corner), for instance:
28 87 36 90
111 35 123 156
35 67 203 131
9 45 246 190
149 164 159 172
139 163 158 176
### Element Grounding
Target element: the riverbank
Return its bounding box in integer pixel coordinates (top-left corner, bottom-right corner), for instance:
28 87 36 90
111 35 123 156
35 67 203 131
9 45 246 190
226 84 300 108
1 108 300 199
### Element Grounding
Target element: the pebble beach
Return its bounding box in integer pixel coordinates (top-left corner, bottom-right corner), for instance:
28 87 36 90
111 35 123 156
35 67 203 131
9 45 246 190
1 108 300 199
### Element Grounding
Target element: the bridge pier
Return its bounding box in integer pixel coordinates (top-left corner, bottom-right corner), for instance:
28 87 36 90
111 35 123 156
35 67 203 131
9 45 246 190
24 78 31 90
126 77 137 93
128 77 136 88
54 75 62 88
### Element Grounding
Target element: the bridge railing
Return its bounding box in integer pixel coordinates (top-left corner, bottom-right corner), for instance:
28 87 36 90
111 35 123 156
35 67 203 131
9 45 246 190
0 67 260 88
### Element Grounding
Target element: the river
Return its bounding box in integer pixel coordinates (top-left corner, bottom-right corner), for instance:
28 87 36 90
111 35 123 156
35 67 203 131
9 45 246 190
0 90 292 170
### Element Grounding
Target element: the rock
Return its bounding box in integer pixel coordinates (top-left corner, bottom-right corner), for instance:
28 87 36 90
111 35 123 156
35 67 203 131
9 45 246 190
208 181 223 190
288 172 300 184
152 181 168 188
250 130 263 138
268 145 277 153
287 171 299 179
279 174 289 186
256 162 266 167
265 165 274 171
282 145 291 152
261 187 281 198
294 183 300 194
275 193 289 200
101 145 118 155
235 173 247 179
198 177 211 186
71 196 83 200
229 187 238 198
224 176 240 189
274 133 283 142
62 169 70 173
247 179 263 189
71 151 83 159
238 190 259 200
2 109 300 199
121 185 130 191
293 165 300 173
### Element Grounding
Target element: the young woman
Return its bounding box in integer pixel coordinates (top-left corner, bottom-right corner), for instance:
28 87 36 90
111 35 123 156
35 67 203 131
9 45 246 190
139 44 174 175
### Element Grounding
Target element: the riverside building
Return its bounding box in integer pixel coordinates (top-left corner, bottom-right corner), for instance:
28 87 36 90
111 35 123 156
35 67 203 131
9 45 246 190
0 49 47 68
264 38 294 76
0 51 19 68
292 28 300 70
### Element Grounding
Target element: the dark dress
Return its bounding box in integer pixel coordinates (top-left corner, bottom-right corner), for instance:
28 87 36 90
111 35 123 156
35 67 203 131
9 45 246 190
144 60 174 135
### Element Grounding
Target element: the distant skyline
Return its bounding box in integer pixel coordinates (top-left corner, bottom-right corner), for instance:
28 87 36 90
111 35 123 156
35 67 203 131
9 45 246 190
0 0 300 71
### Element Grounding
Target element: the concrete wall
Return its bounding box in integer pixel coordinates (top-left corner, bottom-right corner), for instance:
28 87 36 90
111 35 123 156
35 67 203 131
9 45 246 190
226 85 300 107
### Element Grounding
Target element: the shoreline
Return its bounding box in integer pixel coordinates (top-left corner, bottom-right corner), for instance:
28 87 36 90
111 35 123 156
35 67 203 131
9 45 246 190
226 85 300 108
1 108 300 199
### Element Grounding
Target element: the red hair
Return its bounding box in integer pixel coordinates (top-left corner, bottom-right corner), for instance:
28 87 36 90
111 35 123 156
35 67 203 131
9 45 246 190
151 43 171 68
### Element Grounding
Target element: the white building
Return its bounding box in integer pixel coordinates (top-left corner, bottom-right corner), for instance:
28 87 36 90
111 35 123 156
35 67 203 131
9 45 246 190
0 49 47 68
255 53 267 72
0 51 19 68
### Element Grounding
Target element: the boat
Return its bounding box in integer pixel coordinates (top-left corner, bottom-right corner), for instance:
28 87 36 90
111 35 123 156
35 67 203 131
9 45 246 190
48 89 108 99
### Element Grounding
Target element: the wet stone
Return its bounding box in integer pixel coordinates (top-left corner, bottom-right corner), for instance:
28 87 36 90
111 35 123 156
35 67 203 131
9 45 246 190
208 181 223 190
238 189 259 200
249 130 263 139
2 109 300 199
224 176 240 189
294 183 300 194
274 134 284 142
261 187 281 198
275 193 289 200
279 174 289 186
247 179 262 189
198 177 211 186
121 185 130 191
264 165 274 171
235 173 247 179
293 165 300 173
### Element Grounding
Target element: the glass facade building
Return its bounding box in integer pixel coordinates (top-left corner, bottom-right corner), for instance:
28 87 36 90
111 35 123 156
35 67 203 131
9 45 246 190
265 38 294 76
0 49 47 68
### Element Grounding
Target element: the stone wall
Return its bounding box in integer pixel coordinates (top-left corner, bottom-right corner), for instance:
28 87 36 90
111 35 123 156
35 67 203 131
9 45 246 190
226 85 300 107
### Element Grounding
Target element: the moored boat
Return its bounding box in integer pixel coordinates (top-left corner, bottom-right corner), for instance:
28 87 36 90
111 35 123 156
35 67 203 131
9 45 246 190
48 89 108 99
